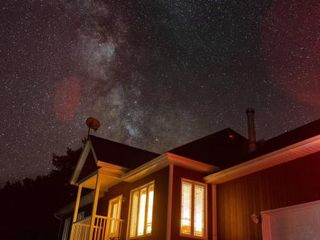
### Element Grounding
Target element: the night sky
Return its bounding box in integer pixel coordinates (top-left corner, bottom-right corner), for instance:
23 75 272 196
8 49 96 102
1 0 319 184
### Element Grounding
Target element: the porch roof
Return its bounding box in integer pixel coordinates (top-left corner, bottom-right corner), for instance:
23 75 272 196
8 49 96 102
89 135 160 169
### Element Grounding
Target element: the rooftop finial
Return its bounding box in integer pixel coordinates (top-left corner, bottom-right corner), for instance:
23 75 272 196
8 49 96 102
246 108 257 153
86 117 101 139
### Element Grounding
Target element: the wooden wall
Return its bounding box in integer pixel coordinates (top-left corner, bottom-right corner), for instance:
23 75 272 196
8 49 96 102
217 151 320 240
171 166 213 240
98 166 169 240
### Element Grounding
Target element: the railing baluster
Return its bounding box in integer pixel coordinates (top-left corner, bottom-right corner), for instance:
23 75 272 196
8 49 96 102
95 218 101 240
70 215 123 240
101 219 107 240
98 217 103 240
93 217 97 240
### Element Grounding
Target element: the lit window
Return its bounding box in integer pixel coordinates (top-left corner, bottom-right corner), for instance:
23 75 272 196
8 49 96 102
181 180 206 237
129 182 154 238
107 195 122 237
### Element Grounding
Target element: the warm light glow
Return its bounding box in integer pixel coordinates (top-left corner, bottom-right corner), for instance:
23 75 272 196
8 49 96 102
110 202 119 234
137 188 147 236
181 182 192 234
146 185 154 234
194 185 204 237
129 182 154 238
181 180 206 237
107 196 122 238
129 192 139 238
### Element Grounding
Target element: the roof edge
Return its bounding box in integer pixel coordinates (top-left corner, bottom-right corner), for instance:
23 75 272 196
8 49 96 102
204 134 320 184
121 153 217 182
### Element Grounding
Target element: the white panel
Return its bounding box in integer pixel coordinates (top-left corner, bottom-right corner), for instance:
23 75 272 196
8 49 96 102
129 191 139 237
194 185 204 237
262 200 320 240
137 188 147 236
146 185 154 234
181 182 192 234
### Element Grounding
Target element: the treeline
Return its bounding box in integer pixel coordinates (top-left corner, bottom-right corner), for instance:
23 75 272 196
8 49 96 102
0 148 81 240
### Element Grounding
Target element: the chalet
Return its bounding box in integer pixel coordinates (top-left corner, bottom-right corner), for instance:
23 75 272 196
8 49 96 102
56 111 320 240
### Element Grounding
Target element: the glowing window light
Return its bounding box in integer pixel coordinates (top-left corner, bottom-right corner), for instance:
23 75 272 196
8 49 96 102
137 188 147 236
194 185 204 237
181 182 192 234
146 185 154 234
129 191 139 238
180 180 206 238
110 202 119 234
129 182 154 238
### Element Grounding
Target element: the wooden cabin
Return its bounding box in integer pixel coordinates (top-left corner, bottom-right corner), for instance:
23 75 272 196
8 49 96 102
56 118 320 240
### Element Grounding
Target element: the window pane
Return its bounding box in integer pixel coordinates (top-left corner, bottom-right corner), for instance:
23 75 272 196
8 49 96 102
181 182 192 234
129 191 139 237
110 202 119 234
137 188 147 236
194 185 205 237
146 185 154 234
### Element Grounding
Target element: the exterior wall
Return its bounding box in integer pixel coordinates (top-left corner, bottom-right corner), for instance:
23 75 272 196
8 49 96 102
97 166 170 240
171 165 213 240
217 151 320 240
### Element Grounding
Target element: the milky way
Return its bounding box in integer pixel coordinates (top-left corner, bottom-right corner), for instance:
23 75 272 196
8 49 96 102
0 0 319 184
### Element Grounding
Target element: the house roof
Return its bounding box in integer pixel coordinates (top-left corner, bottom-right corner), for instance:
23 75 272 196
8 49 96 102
205 118 320 184
169 128 248 169
89 135 160 169
168 119 320 170
245 118 320 161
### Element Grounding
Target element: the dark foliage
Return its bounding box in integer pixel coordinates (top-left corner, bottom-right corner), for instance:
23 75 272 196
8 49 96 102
0 148 81 240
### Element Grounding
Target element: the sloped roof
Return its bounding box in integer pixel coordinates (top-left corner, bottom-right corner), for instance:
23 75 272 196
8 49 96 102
169 119 320 170
169 128 248 169
87 119 320 176
246 118 320 160
89 135 160 169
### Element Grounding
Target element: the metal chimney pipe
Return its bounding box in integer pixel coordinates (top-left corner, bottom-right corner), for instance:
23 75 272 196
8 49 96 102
246 108 257 152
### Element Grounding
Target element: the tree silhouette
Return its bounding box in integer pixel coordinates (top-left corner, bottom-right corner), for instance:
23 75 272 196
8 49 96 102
0 147 82 240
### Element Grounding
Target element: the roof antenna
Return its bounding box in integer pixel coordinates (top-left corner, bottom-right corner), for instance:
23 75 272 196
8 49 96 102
85 117 101 139
246 108 257 153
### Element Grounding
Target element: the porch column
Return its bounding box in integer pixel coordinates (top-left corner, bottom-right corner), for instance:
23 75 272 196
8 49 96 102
212 184 217 240
89 172 101 239
70 184 83 240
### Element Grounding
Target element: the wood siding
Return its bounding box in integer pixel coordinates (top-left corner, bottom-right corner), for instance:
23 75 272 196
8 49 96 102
97 166 169 240
217 151 320 240
171 166 213 240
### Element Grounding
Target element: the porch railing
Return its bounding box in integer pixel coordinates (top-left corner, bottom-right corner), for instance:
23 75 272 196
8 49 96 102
70 215 123 240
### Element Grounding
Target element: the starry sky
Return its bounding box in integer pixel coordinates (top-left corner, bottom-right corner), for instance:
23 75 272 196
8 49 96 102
1 0 319 184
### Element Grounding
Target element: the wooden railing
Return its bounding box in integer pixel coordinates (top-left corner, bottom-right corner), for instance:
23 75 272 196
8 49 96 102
70 217 91 240
70 215 123 240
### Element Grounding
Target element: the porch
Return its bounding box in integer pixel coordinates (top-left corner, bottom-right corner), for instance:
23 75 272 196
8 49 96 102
70 165 126 240
70 215 123 240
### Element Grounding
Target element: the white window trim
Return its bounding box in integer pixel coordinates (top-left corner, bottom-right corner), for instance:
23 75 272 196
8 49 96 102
180 178 208 239
107 195 123 219
126 181 155 239
107 195 123 238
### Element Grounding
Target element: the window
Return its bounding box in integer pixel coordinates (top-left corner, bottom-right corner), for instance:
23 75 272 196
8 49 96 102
107 195 122 237
128 182 154 238
181 179 206 238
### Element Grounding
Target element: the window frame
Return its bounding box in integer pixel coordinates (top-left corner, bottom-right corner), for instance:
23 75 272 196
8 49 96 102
180 178 208 239
127 181 155 239
107 195 123 237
